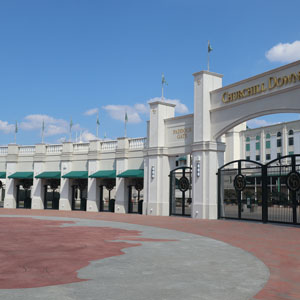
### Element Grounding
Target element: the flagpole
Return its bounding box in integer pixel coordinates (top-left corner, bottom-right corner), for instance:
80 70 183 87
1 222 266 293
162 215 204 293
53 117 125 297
124 111 127 138
14 121 17 144
96 112 99 139
41 120 44 144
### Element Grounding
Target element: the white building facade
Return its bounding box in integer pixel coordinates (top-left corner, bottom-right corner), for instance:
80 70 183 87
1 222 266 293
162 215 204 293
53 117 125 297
1 60 300 220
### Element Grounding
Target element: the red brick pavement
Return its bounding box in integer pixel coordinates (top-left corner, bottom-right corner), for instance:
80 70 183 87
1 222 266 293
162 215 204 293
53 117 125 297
0 209 299 300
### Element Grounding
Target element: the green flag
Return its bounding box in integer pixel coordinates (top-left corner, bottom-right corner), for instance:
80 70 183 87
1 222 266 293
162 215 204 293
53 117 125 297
70 118 73 131
125 111 128 122
96 114 100 125
162 73 168 86
208 41 213 53
42 120 45 132
15 121 18 133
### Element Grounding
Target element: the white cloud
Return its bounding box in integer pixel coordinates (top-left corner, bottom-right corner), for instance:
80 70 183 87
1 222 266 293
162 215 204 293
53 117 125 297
0 120 14 134
84 108 99 116
81 130 97 142
247 119 276 128
20 114 80 137
148 97 189 114
102 105 142 124
266 41 300 63
103 98 188 124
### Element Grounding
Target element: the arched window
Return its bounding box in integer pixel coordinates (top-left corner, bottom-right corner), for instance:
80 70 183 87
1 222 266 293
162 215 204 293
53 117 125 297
246 137 250 142
266 133 271 139
277 132 281 137
256 135 260 140
288 129 294 135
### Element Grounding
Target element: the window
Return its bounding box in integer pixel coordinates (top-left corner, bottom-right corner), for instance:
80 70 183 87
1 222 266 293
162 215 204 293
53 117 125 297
289 137 294 146
266 153 271 160
256 135 260 140
277 139 282 147
277 153 281 158
246 156 250 160
289 151 294 155
266 133 271 139
288 129 294 135
266 140 271 149
256 155 260 161
246 144 250 151
246 137 250 142
256 142 260 150
277 132 281 137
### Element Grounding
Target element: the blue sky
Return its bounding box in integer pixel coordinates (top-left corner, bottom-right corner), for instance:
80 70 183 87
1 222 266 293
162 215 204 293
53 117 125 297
0 0 300 145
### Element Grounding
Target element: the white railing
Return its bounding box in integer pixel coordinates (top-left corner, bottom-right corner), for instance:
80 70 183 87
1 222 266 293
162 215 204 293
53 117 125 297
101 140 117 151
0 147 8 155
19 146 35 154
129 137 147 149
46 144 63 153
73 143 89 152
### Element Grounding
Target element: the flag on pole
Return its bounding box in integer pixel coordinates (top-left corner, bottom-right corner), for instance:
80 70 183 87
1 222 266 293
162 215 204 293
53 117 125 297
14 121 18 144
41 120 45 143
96 113 100 138
124 111 128 137
161 73 168 100
208 41 213 53
69 118 73 141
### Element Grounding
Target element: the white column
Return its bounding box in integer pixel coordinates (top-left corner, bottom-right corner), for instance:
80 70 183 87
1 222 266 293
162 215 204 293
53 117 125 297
115 138 129 214
32 144 46 209
271 134 277 159
143 101 175 216
4 144 19 208
32 162 44 209
59 142 73 210
282 125 288 156
87 160 99 212
192 71 225 219
261 129 265 163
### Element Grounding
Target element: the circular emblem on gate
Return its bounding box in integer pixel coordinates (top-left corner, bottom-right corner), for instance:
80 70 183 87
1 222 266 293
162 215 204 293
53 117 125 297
233 174 246 192
286 171 300 191
178 176 190 192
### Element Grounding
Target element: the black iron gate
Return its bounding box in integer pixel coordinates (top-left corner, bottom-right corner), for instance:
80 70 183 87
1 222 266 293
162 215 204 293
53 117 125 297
169 166 192 216
218 155 300 225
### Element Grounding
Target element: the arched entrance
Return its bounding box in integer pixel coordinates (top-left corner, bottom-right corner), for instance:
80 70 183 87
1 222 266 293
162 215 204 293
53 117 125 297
169 166 192 216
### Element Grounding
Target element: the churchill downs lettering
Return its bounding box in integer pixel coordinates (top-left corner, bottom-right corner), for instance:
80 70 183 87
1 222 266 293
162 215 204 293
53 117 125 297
173 127 192 139
222 71 300 103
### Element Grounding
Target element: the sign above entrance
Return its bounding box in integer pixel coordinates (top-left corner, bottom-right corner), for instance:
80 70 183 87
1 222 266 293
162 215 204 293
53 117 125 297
222 70 300 104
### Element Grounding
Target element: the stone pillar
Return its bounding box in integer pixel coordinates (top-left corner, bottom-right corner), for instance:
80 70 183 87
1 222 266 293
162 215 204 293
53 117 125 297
32 144 46 209
192 71 225 219
87 140 101 212
59 142 73 210
115 137 129 213
4 144 18 208
144 101 175 216
261 130 265 163
282 125 288 156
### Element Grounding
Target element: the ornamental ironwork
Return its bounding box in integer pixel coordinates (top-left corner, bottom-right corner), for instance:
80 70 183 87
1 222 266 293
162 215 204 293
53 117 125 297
286 171 300 191
178 176 190 192
233 174 246 192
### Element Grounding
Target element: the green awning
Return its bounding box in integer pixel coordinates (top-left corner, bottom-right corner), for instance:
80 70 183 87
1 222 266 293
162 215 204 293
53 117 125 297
178 156 187 161
62 171 88 179
0 172 6 179
117 169 144 178
35 171 61 179
8 172 34 179
89 170 116 178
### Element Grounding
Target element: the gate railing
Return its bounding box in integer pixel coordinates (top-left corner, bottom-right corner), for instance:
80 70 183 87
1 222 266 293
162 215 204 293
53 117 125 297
218 155 300 225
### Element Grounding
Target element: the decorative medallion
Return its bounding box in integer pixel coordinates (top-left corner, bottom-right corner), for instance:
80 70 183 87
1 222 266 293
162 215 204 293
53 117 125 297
286 171 300 191
105 179 115 191
233 174 246 192
134 180 143 191
178 176 190 192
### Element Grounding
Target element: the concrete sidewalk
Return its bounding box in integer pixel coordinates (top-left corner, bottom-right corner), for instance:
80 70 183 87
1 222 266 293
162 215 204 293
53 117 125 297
0 209 299 300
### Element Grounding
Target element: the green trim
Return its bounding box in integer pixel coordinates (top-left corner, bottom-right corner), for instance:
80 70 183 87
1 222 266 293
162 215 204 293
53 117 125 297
35 171 61 179
62 171 88 179
117 169 144 178
89 170 116 178
0 172 6 179
178 156 187 161
8 172 34 179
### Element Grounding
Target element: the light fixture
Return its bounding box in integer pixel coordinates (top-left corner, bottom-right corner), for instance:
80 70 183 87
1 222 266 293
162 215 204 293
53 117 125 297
151 166 155 179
